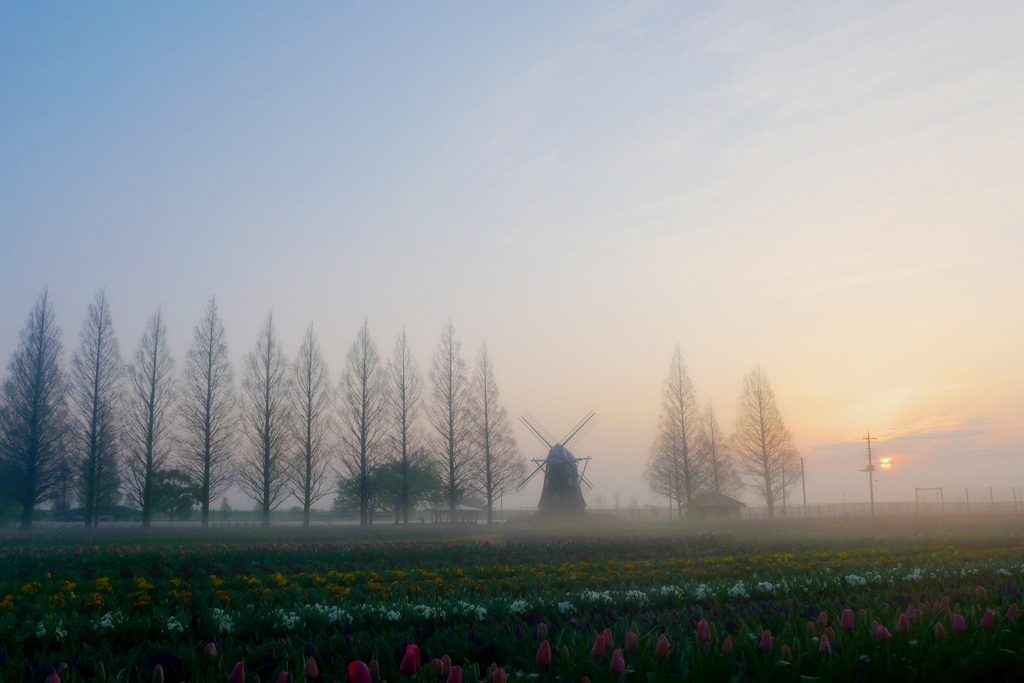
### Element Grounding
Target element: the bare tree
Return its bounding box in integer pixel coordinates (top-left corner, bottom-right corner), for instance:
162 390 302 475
385 328 422 524
470 342 526 524
238 313 292 527
288 323 335 527
123 309 176 526
0 291 70 528
731 365 799 518
336 319 387 526
643 344 703 520
696 402 743 497
70 290 123 527
427 321 475 520
179 297 236 527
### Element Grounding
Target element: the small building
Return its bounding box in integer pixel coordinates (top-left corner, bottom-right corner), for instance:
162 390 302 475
58 506 143 524
685 492 746 521
427 505 483 524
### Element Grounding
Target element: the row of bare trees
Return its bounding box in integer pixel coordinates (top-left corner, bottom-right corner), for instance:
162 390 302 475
0 290 526 528
643 344 800 519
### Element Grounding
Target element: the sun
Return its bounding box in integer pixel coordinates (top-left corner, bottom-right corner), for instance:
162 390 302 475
879 457 892 470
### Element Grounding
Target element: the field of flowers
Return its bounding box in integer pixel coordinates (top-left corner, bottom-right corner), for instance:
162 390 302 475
2 526 1024 682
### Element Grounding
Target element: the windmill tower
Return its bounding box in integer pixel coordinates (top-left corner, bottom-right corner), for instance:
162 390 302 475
515 411 599 515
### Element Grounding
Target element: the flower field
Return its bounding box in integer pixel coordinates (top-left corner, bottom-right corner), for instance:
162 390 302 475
2 528 1024 682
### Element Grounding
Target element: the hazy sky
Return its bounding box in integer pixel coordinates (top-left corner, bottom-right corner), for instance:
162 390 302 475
2 1 1022 511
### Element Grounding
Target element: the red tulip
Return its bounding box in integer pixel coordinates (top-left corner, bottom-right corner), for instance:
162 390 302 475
655 635 671 659
721 636 733 655
825 626 836 643
625 632 639 653
840 609 855 632
758 630 773 652
535 641 552 667
347 662 371 683
816 612 828 628
602 628 614 650
981 610 995 629
489 666 506 683
537 624 547 640
446 666 462 683
276 672 288 683
305 658 318 679
441 656 452 675
44 675 60 683
819 634 831 655
939 596 950 611
153 665 165 683
952 614 967 633
205 643 218 663
400 645 420 675
1008 604 1020 621
591 634 606 657
781 645 792 662
227 662 245 683
875 625 892 643
609 649 625 675
896 614 910 634
934 623 947 641
696 620 711 644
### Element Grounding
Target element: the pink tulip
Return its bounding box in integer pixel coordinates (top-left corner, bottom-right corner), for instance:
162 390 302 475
781 645 792 662
825 626 836 643
816 612 828 628
441 656 452 675
952 614 967 633
44 675 60 683
432 659 444 676
305 658 318 679
896 614 910 634
228 662 245 683
591 634 606 657
489 667 506 683
759 630 773 652
347 662 371 683
655 635 671 659
721 636 733 655
696 620 711 644
536 641 552 667
981 610 995 629
446 666 462 683
276 672 288 683
840 609 855 632
205 643 218 663
875 625 892 643
1008 604 1020 621
609 649 625 675
625 632 639 653
819 634 831 655
939 596 950 611
603 628 614 650
400 645 420 675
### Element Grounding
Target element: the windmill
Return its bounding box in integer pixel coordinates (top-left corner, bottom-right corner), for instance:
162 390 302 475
515 410 600 515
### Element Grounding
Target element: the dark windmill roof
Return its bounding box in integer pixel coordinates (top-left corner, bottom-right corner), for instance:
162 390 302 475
686 492 746 508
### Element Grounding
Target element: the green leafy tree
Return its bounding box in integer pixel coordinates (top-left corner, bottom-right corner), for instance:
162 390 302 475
152 469 199 522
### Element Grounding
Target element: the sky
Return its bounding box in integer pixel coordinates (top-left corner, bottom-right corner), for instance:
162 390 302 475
1 1 1022 511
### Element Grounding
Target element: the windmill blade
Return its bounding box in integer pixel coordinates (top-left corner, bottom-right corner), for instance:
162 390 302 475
520 411 555 448
563 412 600 450
514 463 545 492
578 472 594 493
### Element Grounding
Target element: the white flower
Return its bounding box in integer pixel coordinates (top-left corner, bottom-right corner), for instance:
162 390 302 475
729 581 749 599
508 599 529 615
212 608 234 634
386 610 401 622
692 584 709 600
54 622 67 642
844 575 867 587
756 582 775 593
36 622 46 638
166 617 184 634
623 590 649 606
557 601 574 614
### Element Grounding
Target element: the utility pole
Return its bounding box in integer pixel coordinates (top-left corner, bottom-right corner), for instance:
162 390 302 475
801 457 808 518
782 468 787 519
862 431 877 517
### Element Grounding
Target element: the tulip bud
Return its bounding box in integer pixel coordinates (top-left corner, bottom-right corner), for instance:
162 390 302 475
896 614 910 634
590 634 606 657
696 620 711 644
227 662 245 683
560 645 569 660
581 678 591 683
977 586 988 602
44 675 60 683
1008 604 1020 621
400 645 421 676
805 621 815 636
875 625 892 643
981 610 995 629
445 667 462 683
369 660 379 680
816 612 828 628
95 662 107 683
535 641 552 667
537 623 547 640
441 656 451 676
939 596 950 611
153 665 164 683
432 659 444 676
952 614 967 633
934 623 946 641
276 672 288 683
721 636 733 655
304 658 318 680
609 649 625 675
205 643 219 663
758 630 773 652
489 668 506 683
819 634 831 655
347 662 371 683
625 632 639 653
655 635 671 659
781 645 792 662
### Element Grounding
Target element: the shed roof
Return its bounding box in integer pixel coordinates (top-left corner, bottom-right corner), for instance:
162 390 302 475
686 492 746 508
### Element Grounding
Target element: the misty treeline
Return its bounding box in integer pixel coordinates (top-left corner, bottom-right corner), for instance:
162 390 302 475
0 290 527 528
643 344 800 519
